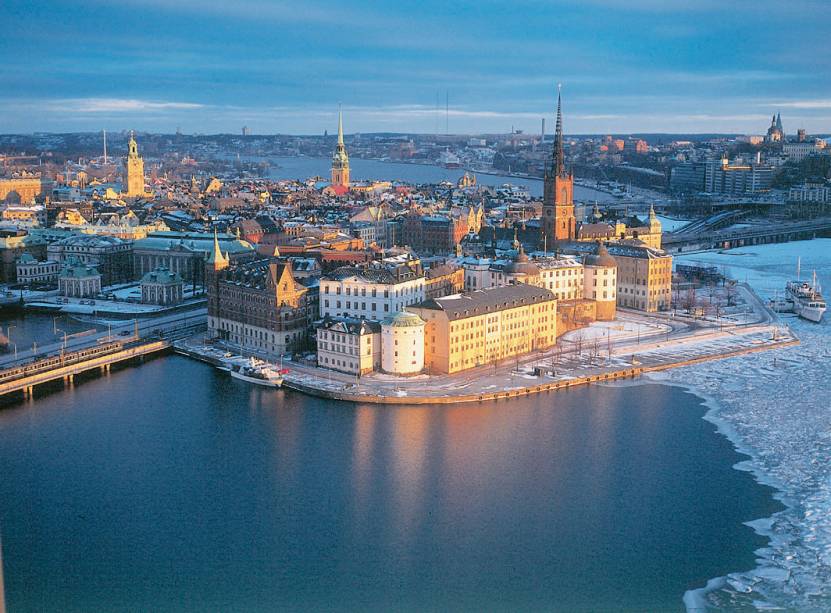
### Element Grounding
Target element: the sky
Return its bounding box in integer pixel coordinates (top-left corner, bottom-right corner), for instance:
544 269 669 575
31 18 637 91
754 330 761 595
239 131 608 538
1 0 830 135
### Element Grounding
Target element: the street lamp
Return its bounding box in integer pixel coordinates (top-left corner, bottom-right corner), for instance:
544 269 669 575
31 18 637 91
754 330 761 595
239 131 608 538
55 328 68 352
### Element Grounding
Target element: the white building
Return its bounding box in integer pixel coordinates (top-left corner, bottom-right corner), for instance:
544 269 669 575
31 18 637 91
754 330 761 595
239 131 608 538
462 254 586 300
788 182 831 204
16 253 59 285
140 266 184 306
783 142 826 163
316 317 381 375
320 263 425 321
381 311 425 375
58 258 101 298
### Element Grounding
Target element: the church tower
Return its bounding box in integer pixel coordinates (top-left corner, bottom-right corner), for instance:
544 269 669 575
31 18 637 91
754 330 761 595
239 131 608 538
330 108 350 190
125 131 145 197
541 86 575 248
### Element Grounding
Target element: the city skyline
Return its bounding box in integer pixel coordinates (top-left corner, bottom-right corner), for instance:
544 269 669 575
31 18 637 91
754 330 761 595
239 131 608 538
2 0 831 135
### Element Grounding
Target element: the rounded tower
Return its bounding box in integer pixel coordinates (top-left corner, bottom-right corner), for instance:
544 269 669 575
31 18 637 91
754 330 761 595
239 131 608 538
381 312 425 375
583 242 617 321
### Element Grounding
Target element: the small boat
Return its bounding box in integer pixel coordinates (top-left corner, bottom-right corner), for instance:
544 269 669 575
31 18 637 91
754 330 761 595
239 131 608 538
228 357 284 388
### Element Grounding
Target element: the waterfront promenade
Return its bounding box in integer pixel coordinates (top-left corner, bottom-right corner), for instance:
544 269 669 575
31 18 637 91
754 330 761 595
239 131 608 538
181 285 797 405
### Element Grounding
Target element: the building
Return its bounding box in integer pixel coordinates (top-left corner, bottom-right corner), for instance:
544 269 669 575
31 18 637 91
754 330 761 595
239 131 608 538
0 176 43 204
424 263 464 299
670 162 707 194
319 259 425 320
0 229 47 283
46 234 132 286
407 283 557 375
381 311 425 375
15 253 59 286
329 109 350 194
783 142 826 163
125 131 145 197
582 243 617 320
540 88 576 248
133 231 255 285
316 316 381 375
576 205 663 250
140 266 184 306
2 205 46 226
788 182 831 204
58 258 102 298
206 236 310 357
607 244 671 312
704 158 774 194
765 113 784 143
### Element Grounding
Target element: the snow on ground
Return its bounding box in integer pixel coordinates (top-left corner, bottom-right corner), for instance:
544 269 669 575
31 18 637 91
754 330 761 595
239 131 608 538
657 215 692 232
673 239 831 611
560 317 669 343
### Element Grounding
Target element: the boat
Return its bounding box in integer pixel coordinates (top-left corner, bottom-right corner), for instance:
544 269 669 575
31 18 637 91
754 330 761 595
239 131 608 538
785 259 826 322
228 357 284 388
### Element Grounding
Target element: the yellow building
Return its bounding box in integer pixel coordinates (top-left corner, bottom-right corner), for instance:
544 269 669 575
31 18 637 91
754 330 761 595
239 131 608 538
0 177 43 204
407 283 557 374
610 243 673 312
330 109 350 192
124 131 145 197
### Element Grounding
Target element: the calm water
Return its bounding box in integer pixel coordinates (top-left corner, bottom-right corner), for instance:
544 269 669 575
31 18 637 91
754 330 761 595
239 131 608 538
265 156 617 202
0 345 780 612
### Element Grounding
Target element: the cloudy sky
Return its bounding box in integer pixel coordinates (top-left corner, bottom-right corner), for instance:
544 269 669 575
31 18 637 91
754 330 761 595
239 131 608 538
1 0 830 135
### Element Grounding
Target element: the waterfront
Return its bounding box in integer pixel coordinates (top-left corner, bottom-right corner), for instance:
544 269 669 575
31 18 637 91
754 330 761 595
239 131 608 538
0 347 780 612
264 156 621 202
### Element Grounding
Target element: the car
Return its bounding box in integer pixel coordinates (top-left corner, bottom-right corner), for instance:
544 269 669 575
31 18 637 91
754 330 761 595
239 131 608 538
119 330 131 336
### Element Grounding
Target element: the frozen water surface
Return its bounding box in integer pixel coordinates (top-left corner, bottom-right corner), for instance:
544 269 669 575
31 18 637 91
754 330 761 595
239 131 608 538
674 239 831 611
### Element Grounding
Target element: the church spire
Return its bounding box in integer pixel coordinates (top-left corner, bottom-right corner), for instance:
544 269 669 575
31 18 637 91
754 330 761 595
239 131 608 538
554 84 565 178
337 105 344 146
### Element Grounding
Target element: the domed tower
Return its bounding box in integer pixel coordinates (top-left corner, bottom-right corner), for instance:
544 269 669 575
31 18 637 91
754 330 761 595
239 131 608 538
331 108 350 190
381 312 425 375
583 242 617 321
504 244 540 286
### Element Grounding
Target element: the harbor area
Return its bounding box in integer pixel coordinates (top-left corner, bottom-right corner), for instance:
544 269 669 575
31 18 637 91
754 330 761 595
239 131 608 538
178 284 798 405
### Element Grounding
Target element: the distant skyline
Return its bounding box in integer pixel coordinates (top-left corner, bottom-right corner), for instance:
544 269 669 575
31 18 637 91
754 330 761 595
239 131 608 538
2 0 830 135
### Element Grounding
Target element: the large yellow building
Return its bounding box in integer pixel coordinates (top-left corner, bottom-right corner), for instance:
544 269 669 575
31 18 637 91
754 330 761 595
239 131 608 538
0 177 43 204
608 243 672 312
408 283 557 374
124 131 145 197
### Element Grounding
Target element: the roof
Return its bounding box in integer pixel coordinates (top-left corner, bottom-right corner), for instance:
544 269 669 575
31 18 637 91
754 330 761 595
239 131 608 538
60 257 100 278
141 266 183 285
584 243 617 268
134 231 254 255
317 316 381 335
382 311 425 328
411 283 555 321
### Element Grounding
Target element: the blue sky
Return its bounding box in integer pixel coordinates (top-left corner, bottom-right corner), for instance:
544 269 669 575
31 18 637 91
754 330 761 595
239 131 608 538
1 0 830 134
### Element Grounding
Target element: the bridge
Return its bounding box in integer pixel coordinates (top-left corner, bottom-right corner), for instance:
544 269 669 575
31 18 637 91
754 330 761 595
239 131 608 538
663 217 831 253
0 339 171 399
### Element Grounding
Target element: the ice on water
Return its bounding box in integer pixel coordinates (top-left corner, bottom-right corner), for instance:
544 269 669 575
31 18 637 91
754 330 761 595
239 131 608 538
672 240 831 611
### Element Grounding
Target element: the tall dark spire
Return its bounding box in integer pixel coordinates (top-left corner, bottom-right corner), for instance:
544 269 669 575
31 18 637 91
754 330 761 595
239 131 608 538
554 84 565 178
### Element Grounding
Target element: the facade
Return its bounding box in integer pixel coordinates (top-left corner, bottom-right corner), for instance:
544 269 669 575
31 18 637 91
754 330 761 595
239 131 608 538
16 253 59 286
381 311 425 375
608 244 672 312
58 258 102 298
206 236 310 357
463 251 586 301
47 234 132 286
0 177 43 204
704 158 774 194
783 142 826 163
2 205 46 226
788 182 831 204
133 231 255 285
125 132 145 197
408 283 557 375
541 89 576 248
316 316 381 375
765 113 784 143
670 162 707 194
330 110 350 192
401 206 483 255
0 230 47 283
577 205 663 250
424 263 465 300
140 267 184 306
319 260 425 320
582 243 618 320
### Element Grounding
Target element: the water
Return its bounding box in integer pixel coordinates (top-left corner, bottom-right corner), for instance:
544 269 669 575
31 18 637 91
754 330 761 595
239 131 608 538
0 312 102 357
0 343 781 612
264 156 618 202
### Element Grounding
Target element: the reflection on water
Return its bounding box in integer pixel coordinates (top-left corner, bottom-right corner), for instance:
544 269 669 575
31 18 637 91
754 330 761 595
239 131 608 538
0 356 781 612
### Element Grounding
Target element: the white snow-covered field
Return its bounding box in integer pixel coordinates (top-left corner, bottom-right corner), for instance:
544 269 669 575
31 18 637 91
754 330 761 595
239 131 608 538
657 215 692 232
673 239 831 612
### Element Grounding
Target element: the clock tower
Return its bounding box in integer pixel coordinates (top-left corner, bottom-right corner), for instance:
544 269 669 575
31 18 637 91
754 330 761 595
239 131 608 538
541 87 575 248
